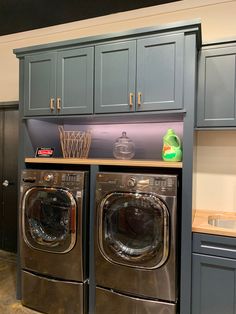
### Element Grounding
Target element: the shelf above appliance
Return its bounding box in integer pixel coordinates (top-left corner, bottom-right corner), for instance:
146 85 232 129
25 158 182 168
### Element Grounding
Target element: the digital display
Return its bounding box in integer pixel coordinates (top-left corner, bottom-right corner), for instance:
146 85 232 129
63 174 79 182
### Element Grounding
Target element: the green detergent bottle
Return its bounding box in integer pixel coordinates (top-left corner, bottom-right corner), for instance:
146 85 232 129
162 129 182 162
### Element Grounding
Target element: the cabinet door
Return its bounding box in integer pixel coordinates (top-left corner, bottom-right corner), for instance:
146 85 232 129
95 41 136 113
192 253 236 314
57 47 94 115
24 52 57 116
136 33 184 111
197 46 236 127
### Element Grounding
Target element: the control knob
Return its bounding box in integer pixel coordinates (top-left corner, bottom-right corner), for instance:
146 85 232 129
127 177 137 187
44 174 54 182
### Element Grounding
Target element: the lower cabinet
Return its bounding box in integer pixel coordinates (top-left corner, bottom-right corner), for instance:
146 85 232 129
192 233 236 314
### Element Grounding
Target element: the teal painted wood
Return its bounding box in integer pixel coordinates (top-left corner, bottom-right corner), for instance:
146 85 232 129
192 253 236 314
24 52 57 116
14 20 201 57
136 33 184 111
197 44 236 127
57 47 94 115
94 41 136 113
179 33 197 314
193 233 236 259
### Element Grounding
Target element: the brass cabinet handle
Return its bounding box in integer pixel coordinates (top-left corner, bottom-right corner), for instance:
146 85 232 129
129 93 134 108
56 97 61 111
138 92 142 107
49 98 55 111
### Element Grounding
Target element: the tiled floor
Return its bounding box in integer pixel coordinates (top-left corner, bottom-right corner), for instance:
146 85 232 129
0 250 40 314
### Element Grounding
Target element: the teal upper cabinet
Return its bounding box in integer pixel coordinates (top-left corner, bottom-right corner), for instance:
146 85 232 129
24 52 57 116
136 33 184 111
95 33 184 114
57 48 94 115
95 41 136 113
24 47 94 116
16 23 199 117
197 43 236 127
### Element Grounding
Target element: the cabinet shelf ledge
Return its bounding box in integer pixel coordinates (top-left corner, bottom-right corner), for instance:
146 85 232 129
25 157 182 168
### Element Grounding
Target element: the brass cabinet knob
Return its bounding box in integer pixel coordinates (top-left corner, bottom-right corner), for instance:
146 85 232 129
56 97 61 111
138 92 142 107
49 98 55 111
129 93 134 108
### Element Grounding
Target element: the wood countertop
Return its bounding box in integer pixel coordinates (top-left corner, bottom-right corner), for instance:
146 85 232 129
193 210 236 237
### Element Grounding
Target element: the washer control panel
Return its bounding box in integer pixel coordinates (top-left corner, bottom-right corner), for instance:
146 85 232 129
21 170 86 190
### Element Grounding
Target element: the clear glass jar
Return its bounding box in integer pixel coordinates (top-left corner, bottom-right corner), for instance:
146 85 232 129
113 131 135 160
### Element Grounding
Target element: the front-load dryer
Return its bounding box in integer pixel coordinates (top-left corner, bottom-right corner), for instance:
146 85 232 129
95 172 179 314
20 169 89 314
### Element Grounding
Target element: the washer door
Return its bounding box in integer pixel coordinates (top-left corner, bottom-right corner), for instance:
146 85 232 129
98 192 169 269
22 187 77 253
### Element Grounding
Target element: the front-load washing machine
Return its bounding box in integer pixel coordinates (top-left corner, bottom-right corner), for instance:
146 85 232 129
95 172 179 314
20 169 89 314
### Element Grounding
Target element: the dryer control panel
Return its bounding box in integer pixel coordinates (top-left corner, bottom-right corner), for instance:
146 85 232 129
96 172 178 196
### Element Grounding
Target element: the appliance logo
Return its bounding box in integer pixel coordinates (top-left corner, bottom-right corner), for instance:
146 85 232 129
35 147 54 157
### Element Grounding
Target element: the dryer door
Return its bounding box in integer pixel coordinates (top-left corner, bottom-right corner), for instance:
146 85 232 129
22 187 77 253
98 192 169 269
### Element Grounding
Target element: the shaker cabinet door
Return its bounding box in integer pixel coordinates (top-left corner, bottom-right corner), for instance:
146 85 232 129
197 45 236 127
136 33 184 111
57 47 94 115
24 52 57 116
192 253 236 314
94 41 136 114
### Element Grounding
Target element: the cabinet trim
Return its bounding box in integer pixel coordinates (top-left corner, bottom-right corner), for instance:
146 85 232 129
14 20 201 57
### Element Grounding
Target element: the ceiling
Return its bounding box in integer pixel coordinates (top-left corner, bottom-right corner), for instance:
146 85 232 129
0 0 179 36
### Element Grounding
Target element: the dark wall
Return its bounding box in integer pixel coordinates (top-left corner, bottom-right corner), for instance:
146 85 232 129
0 0 179 36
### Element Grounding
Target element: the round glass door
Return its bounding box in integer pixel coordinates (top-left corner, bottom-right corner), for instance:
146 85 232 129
98 192 169 269
22 187 76 253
